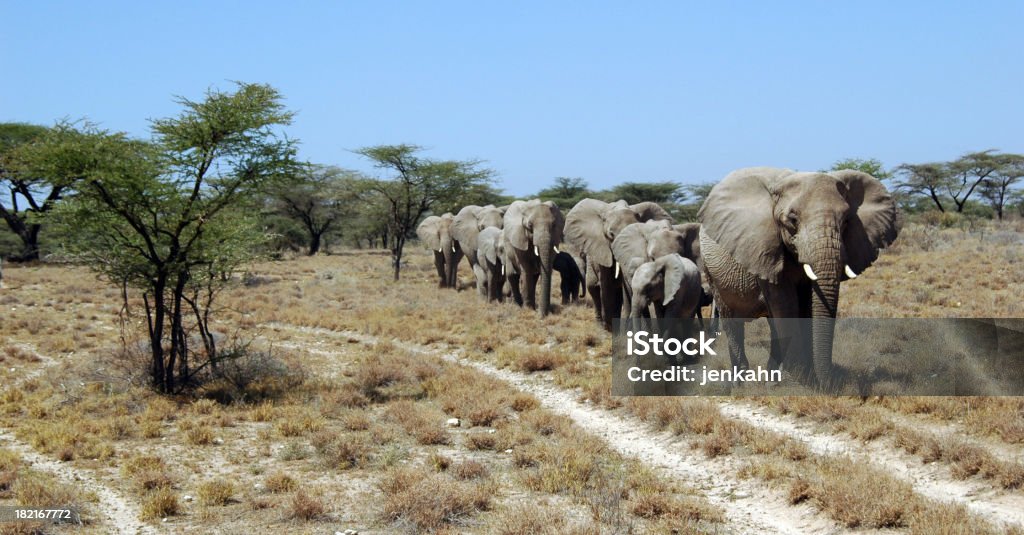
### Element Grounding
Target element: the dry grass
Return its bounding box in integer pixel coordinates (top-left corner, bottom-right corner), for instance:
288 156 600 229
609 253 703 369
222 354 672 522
140 488 179 521
287 489 327 521
196 478 236 506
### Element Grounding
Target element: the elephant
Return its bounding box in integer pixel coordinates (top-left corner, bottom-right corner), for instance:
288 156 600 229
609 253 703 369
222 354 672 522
451 205 505 296
629 254 702 320
611 219 686 315
698 167 899 385
553 251 585 304
476 226 506 302
564 198 673 330
416 213 463 289
502 199 564 316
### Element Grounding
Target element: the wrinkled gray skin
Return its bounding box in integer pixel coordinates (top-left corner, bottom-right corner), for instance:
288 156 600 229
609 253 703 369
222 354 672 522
476 226 506 302
553 251 585 304
564 198 673 330
451 205 505 296
611 220 686 316
698 167 899 385
416 213 463 289
503 199 564 316
630 254 702 319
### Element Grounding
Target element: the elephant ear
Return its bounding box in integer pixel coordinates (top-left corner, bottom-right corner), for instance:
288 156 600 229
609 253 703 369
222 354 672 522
611 222 650 271
565 198 615 268
452 205 482 253
630 202 673 223
832 170 900 275
660 255 686 307
416 216 442 251
503 201 531 251
478 228 500 265
477 205 505 230
698 169 785 284
672 223 702 262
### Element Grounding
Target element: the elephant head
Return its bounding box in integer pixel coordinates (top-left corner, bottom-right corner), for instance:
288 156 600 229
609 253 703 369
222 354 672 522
416 212 462 288
698 167 898 382
630 254 702 319
611 219 685 285
565 199 673 270
452 205 505 295
503 199 564 316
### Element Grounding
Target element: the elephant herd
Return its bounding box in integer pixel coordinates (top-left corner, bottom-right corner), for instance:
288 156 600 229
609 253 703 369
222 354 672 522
417 167 900 386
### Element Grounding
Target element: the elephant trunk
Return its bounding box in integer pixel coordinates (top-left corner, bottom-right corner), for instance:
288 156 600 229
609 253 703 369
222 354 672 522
537 236 553 317
807 236 841 387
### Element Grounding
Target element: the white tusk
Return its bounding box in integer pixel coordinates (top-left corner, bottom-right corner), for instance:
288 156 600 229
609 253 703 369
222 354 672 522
614 262 620 280
553 245 560 254
438 248 443 253
501 264 505 276
802 263 818 281
844 265 858 279
533 245 539 256
452 245 457 253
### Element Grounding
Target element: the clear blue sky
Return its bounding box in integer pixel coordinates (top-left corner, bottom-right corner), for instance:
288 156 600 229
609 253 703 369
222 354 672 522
3 1 1021 196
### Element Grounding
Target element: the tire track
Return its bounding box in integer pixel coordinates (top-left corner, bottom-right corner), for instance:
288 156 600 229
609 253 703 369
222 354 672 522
271 323 848 535
718 402 1024 528
0 344 157 535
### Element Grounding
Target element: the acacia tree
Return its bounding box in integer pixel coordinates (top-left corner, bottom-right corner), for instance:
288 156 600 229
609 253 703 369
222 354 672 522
894 162 951 212
52 83 298 393
0 122 91 260
270 164 360 255
979 154 1024 220
945 150 1004 213
828 158 893 181
537 177 591 208
355 144 494 281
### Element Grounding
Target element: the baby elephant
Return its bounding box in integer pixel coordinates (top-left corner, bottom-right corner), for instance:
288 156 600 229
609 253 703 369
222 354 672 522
477 226 506 302
629 254 702 319
553 251 585 304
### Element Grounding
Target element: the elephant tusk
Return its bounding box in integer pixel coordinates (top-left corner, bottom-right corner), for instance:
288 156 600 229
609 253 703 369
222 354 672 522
802 264 819 281
553 245 560 254
501 264 505 276
452 245 457 253
614 261 620 280
844 265 858 279
533 245 539 256
438 248 443 253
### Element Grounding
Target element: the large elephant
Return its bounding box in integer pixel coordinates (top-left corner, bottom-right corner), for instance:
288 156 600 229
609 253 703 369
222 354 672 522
502 199 564 316
564 199 672 330
416 213 463 289
629 254 702 320
451 205 505 296
698 167 899 385
476 226 506 303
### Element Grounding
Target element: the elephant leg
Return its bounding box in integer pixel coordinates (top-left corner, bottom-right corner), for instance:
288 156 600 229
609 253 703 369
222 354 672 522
524 270 539 310
433 252 446 288
762 282 806 377
718 306 749 371
652 301 664 319
473 263 487 297
598 266 622 331
508 271 523 306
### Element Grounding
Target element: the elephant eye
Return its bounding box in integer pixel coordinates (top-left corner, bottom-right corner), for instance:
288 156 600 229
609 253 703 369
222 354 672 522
785 210 799 227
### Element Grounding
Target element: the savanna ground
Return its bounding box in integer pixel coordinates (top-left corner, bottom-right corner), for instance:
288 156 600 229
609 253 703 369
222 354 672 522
1 220 1023 534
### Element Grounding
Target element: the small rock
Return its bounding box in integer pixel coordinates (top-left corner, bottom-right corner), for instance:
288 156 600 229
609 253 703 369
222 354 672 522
183 495 193 502
446 418 460 428
487 429 496 434
162 518 168 522
254 483 265 491
504 449 513 454
213 437 224 445
343 530 359 535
